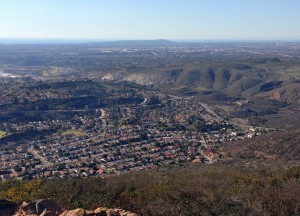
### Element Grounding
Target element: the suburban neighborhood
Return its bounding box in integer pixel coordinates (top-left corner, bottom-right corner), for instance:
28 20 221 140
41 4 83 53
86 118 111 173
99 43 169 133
0 79 270 181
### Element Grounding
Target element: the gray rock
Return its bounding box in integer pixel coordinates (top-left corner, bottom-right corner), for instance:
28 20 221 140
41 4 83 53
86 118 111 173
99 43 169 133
20 199 62 216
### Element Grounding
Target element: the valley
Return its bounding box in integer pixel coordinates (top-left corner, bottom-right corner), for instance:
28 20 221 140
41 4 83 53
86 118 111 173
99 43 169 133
0 41 299 173
0 41 299 215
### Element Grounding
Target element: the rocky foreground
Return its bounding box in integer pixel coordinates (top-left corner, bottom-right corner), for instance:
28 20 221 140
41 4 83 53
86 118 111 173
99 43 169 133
0 199 138 216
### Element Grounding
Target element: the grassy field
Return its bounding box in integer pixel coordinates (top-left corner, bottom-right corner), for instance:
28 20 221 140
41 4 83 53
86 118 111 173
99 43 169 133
0 130 7 138
61 130 87 137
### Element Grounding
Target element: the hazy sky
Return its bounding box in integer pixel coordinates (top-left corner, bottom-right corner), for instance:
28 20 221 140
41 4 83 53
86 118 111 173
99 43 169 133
0 0 300 40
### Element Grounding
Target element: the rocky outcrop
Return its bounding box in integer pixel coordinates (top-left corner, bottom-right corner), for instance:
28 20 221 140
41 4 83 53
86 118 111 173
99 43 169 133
17 198 63 216
0 199 138 216
60 207 138 216
59 208 86 216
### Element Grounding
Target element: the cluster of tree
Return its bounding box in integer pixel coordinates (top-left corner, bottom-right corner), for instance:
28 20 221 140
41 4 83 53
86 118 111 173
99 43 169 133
189 117 230 133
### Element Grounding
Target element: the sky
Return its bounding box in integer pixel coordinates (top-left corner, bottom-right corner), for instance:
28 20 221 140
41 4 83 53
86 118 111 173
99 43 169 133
0 0 300 41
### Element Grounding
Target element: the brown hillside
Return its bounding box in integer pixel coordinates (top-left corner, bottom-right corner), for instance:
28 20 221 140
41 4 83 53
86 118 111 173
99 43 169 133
221 129 300 162
256 81 300 104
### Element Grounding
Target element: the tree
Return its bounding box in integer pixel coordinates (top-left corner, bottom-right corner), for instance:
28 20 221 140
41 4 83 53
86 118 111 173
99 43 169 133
14 166 22 172
139 132 148 141
192 120 205 133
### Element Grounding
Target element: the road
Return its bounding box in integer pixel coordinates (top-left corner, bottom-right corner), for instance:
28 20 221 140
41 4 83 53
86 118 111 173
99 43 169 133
168 94 223 121
141 98 148 105
199 102 223 121
28 145 53 167
100 108 107 128
200 103 275 130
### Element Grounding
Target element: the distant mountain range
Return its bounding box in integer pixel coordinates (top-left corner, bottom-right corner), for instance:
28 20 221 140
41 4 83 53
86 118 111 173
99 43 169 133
89 39 174 47
0 38 175 46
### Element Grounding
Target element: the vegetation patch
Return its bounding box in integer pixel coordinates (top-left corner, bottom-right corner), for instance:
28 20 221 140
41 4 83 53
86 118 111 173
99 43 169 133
0 165 299 216
0 130 7 138
61 130 87 137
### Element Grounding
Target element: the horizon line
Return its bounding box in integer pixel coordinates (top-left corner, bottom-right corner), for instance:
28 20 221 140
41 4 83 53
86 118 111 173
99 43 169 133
1 37 300 45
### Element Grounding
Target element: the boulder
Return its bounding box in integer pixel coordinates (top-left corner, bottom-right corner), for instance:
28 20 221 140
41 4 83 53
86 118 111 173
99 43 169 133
20 199 62 216
40 209 56 216
94 207 107 216
36 199 63 215
119 212 138 216
106 209 120 216
85 210 95 216
20 201 36 215
59 208 85 216
106 208 120 216
0 199 18 216
93 207 139 216
13 201 139 216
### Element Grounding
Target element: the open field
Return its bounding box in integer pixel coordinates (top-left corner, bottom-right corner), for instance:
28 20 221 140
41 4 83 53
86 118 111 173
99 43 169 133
61 130 87 137
0 130 7 138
